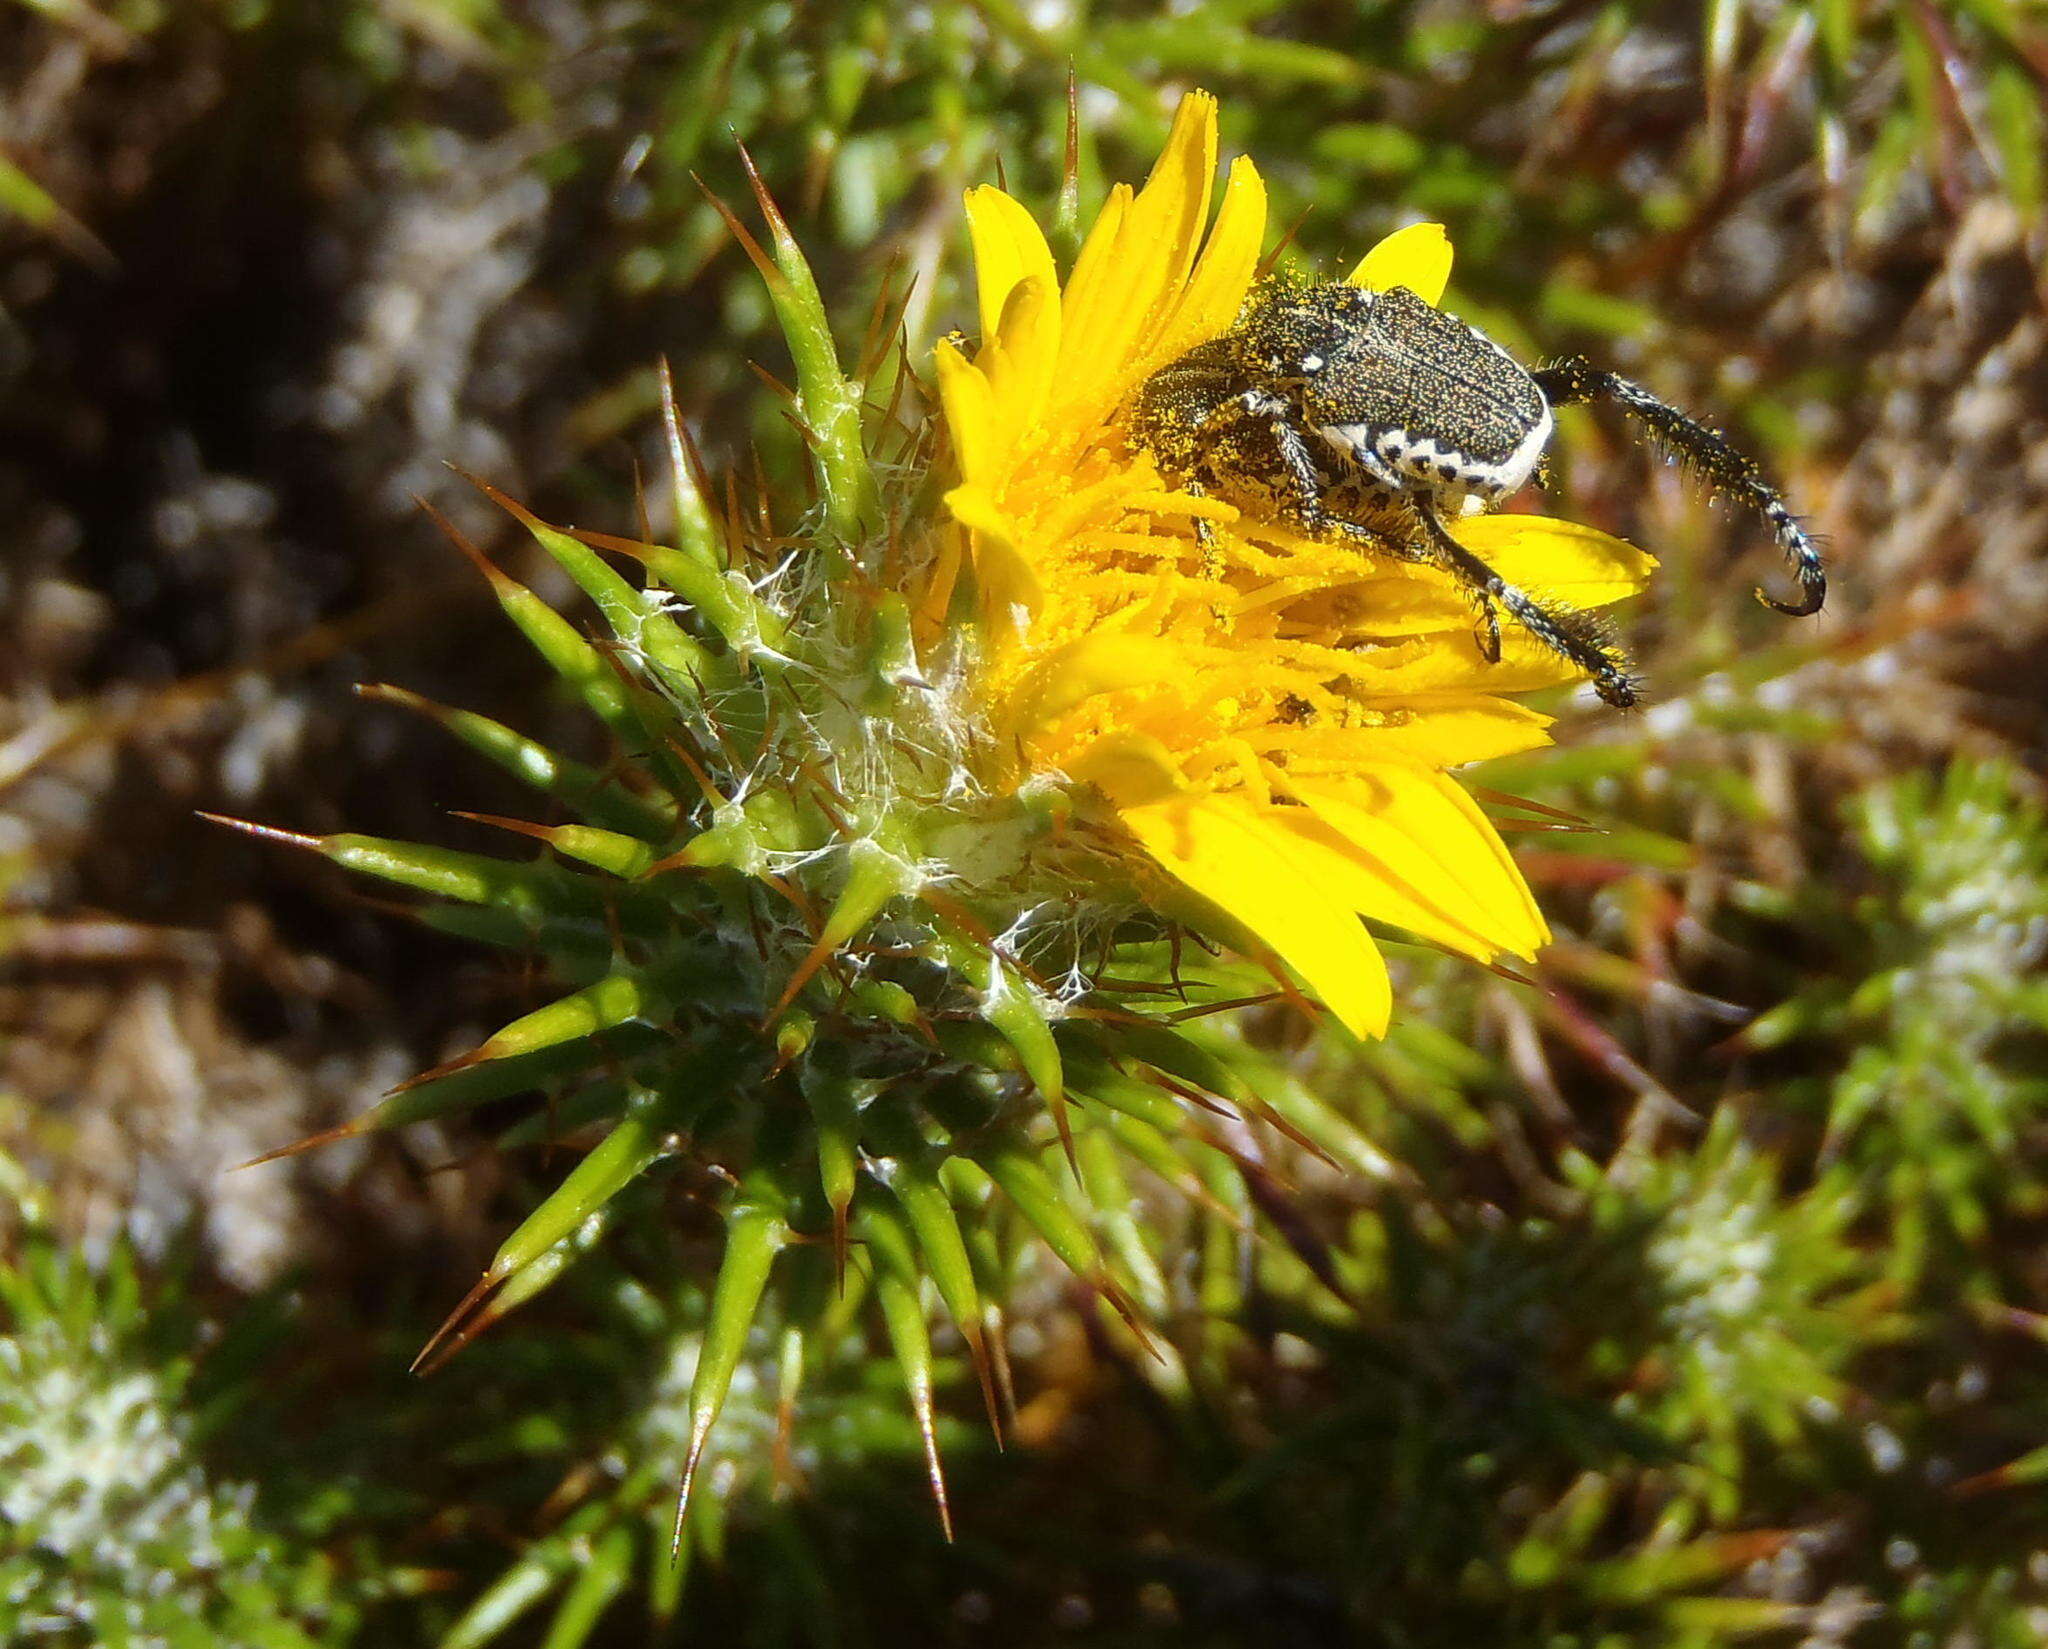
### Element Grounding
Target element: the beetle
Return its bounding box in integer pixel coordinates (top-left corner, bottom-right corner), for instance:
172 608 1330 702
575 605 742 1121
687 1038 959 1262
1128 276 1826 709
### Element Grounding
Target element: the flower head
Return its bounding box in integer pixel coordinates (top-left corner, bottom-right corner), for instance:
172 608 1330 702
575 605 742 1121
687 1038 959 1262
935 91 1654 1036
220 93 1659 1551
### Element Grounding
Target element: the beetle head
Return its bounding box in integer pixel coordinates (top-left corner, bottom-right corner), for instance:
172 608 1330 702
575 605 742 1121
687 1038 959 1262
1232 283 1377 385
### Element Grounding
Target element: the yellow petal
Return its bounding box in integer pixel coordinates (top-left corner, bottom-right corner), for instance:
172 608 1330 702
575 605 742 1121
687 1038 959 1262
1271 570 1475 639
1282 815 1501 960
935 341 999 482
1431 774 1549 954
943 481 1006 536
1152 154 1268 364
1058 90 1218 417
1342 765 1548 954
1123 91 1220 343
1341 630 1616 696
964 185 1061 361
943 483 1042 622
1066 729 1186 807
968 531 1043 636
1451 514 1657 607
992 275 1059 432
1008 630 1186 736
1348 222 1453 305
1281 774 1532 959
1121 791 1392 1037
1346 697 1558 766
1051 181 1130 414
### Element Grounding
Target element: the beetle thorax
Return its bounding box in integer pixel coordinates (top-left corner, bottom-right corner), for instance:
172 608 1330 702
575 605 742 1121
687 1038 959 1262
1244 283 1554 516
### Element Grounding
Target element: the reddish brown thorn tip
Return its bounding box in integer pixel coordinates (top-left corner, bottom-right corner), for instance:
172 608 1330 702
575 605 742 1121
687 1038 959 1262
637 846 703 880
414 494 512 591
386 1045 489 1097
734 141 793 246
1469 785 1590 827
414 1296 512 1378
1250 1099 1341 1173
1256 204 1315 280
986 1308 1019 1437
354 682 421 708
1164 991 1287 1022
1061 65 1080 206
693 171 782 289
664 736 729 810
450 810 554 845
765 933 837 1027
411 1270 501 1375
195 812 322 853
965 1322 1005 1451
232 1120 363 1171
1096 1276 1164 1363
445 464 547 536
1049 1090 1081 1185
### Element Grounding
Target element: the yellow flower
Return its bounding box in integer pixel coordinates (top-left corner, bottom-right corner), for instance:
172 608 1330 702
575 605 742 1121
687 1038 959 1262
934 91 1653 1039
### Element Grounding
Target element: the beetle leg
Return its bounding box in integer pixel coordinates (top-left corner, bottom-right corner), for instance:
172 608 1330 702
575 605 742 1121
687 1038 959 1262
1175 476 1219 555
1298 433 1505 652
1411 500 1638 708
1533 357 1825 618
1470 590 1504 664
1257 403 1334 534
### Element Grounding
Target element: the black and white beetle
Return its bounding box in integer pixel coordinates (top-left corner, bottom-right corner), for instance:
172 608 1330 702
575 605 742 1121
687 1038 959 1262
1129 277 1826 708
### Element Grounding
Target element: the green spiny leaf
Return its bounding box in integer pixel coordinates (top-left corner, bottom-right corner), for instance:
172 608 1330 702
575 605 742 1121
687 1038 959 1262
530 822 663 880
731 151 879 544
659 357 724 572
486 1083 700 1283
358 684 675 842
859 1198 953 1538
675 1169 792 1538
799 1063 870 1248
484 485 722 706
469 970 670 1066
969 1133 1101 1284
535 1523 634 1649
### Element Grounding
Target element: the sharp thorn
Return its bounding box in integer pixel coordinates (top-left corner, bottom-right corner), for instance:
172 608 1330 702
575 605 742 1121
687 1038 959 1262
913 1384 954 1543
414 494 512 589
195 812 322 853
450 810 554 843
985 1307 1019 1436
386 1045 490 1096
1049 1090 1081 1185
965 1322 1004 1450
411 1270 500 1375
671 1414 714 1561
232 1120 362 1170
1096 1276 1163 1362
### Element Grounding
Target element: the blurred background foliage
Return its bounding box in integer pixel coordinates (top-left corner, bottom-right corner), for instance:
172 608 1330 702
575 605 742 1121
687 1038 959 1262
4 0 2048 1643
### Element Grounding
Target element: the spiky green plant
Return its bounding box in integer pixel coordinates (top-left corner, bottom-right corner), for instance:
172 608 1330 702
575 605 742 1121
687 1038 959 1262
0 1156 378 1647
1577 1118 1878 1516
1093 1110 1875 1644
213 148 1381 1540
1746 759 2048 1282
431 1247 954 1649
